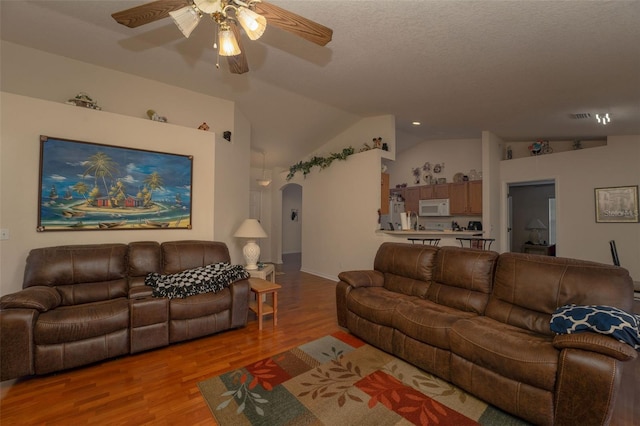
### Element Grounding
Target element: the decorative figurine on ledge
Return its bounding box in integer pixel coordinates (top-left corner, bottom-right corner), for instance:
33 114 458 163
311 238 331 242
65 92 101 110
198 122 210 131
147 109 167 123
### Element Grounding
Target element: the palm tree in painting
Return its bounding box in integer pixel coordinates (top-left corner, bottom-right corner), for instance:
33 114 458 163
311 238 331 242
83 152 118 198
143 171 163 206
72 181 90 202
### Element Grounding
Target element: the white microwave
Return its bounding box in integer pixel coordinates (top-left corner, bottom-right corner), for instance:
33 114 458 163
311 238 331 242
419 199 450 217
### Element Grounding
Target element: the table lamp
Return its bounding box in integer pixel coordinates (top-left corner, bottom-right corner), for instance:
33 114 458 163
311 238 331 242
234 219 268 270
526 218 547 245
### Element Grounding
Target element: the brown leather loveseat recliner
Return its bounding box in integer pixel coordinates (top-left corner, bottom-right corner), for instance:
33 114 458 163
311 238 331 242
0 240 250 381
336 243 637 426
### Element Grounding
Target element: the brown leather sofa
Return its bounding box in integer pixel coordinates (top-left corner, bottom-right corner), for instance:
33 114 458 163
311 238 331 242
336 243 636 426
0 240 250 381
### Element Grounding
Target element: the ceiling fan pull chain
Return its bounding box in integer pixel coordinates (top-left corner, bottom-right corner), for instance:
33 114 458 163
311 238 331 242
213 23 220 69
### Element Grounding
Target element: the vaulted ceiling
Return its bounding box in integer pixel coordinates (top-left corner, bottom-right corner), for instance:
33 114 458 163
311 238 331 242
2 1 639 168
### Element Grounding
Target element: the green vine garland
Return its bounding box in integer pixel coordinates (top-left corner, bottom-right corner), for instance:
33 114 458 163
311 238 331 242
286 147 355 181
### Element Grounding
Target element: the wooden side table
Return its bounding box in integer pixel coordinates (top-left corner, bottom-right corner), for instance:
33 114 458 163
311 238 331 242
248 278 281 330
247 263 275 283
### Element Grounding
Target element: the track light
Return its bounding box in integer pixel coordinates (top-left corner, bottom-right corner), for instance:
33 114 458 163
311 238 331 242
236 7 267 40
596 113 611 125
169 6 201 38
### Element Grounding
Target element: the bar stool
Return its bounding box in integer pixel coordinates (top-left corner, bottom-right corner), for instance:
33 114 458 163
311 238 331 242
408 238 441 246
456 237 495 250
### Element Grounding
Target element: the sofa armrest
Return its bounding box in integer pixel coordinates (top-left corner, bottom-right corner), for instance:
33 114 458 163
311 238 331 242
129 285 154 300
0 286 61 312
229 279 250 328
337 270 384 288
553 333 637 361
0 308 37 380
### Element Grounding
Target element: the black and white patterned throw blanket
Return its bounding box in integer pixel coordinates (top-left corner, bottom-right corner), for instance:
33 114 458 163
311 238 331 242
145 262 250 299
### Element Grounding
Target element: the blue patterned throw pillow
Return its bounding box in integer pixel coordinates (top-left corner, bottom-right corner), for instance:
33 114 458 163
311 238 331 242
550 304 640 350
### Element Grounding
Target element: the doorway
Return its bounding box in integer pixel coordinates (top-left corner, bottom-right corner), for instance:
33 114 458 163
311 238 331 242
281 183 302 271
508 180 556 253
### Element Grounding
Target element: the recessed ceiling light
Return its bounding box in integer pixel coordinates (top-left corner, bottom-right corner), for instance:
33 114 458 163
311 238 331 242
412 121 421 126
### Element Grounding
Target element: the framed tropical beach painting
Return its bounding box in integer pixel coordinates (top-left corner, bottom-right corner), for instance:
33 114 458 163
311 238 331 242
37 135 193 231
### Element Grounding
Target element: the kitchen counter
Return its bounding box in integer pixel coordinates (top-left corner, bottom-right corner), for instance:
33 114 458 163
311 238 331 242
379 230 482 236
376 229 485 248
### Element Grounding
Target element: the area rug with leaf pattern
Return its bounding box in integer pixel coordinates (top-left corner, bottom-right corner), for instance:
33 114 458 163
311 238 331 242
198 331 530 425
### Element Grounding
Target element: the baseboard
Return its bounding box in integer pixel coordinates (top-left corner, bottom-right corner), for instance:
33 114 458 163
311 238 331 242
300 267 338 282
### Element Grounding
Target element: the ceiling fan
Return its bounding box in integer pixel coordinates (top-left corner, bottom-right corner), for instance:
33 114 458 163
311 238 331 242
111 0 333 74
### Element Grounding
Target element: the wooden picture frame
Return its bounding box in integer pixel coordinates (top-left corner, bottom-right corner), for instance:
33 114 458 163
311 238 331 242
594 185 639 223
37 135 193 231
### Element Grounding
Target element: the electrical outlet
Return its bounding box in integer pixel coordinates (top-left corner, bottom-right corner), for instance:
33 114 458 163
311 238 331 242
0 229 9 240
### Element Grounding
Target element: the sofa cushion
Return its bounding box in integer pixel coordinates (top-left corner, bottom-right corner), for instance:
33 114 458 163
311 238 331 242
161 241 231 274
169 289 232 320
486 253 634 335
346 287 408 327
450 316 558 391
428 246 498 314
374 243 437 297
145 263 249 299
394 298 477 350
551 304 640 349
23 244 129 306
34 299 129 345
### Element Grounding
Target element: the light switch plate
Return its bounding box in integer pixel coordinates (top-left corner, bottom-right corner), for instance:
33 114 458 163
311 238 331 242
0 229 9 240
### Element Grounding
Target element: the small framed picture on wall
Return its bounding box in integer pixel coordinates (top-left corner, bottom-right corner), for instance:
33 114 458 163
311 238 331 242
594 185 639 223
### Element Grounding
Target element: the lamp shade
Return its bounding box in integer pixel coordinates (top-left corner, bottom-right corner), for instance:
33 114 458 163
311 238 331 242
218 26 241 56
526 218 547 230
169 6 201 38
234 219 267 270
234 219 268 239
236 7 267 40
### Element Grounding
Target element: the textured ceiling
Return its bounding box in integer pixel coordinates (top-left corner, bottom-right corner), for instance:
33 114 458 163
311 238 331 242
1 0 639 169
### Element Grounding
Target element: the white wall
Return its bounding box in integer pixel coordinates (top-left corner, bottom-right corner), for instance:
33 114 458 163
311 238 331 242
296 149 383 280
281 184 302 254
269 115 398 274
482 131 504 246
385 139 482 188
0 42 252 295
215 106 251 264
0 93 215 295
0 42 236 144
310 115 396 161
500 136 640 281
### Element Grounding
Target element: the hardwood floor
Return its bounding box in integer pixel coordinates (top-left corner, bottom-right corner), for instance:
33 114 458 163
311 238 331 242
1 256 637 425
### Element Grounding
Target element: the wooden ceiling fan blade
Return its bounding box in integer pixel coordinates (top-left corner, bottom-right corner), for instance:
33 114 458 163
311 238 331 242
226 22 249 74
254 2 333 46
112 0 189 28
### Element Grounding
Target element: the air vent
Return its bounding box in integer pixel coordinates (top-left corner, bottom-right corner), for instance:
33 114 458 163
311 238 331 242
570 113 591 119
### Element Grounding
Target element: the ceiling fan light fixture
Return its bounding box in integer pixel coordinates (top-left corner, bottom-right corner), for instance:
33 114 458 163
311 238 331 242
169 6 201 38
236 7 267 40
218 24 242 56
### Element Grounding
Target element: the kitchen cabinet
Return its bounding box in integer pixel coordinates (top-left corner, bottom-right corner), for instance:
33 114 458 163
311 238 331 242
468 181 482 214
419 185 433 199
434 184 450 199
381 173 390 214
449 181 482 215
419 184 449 200
405 187 421 213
